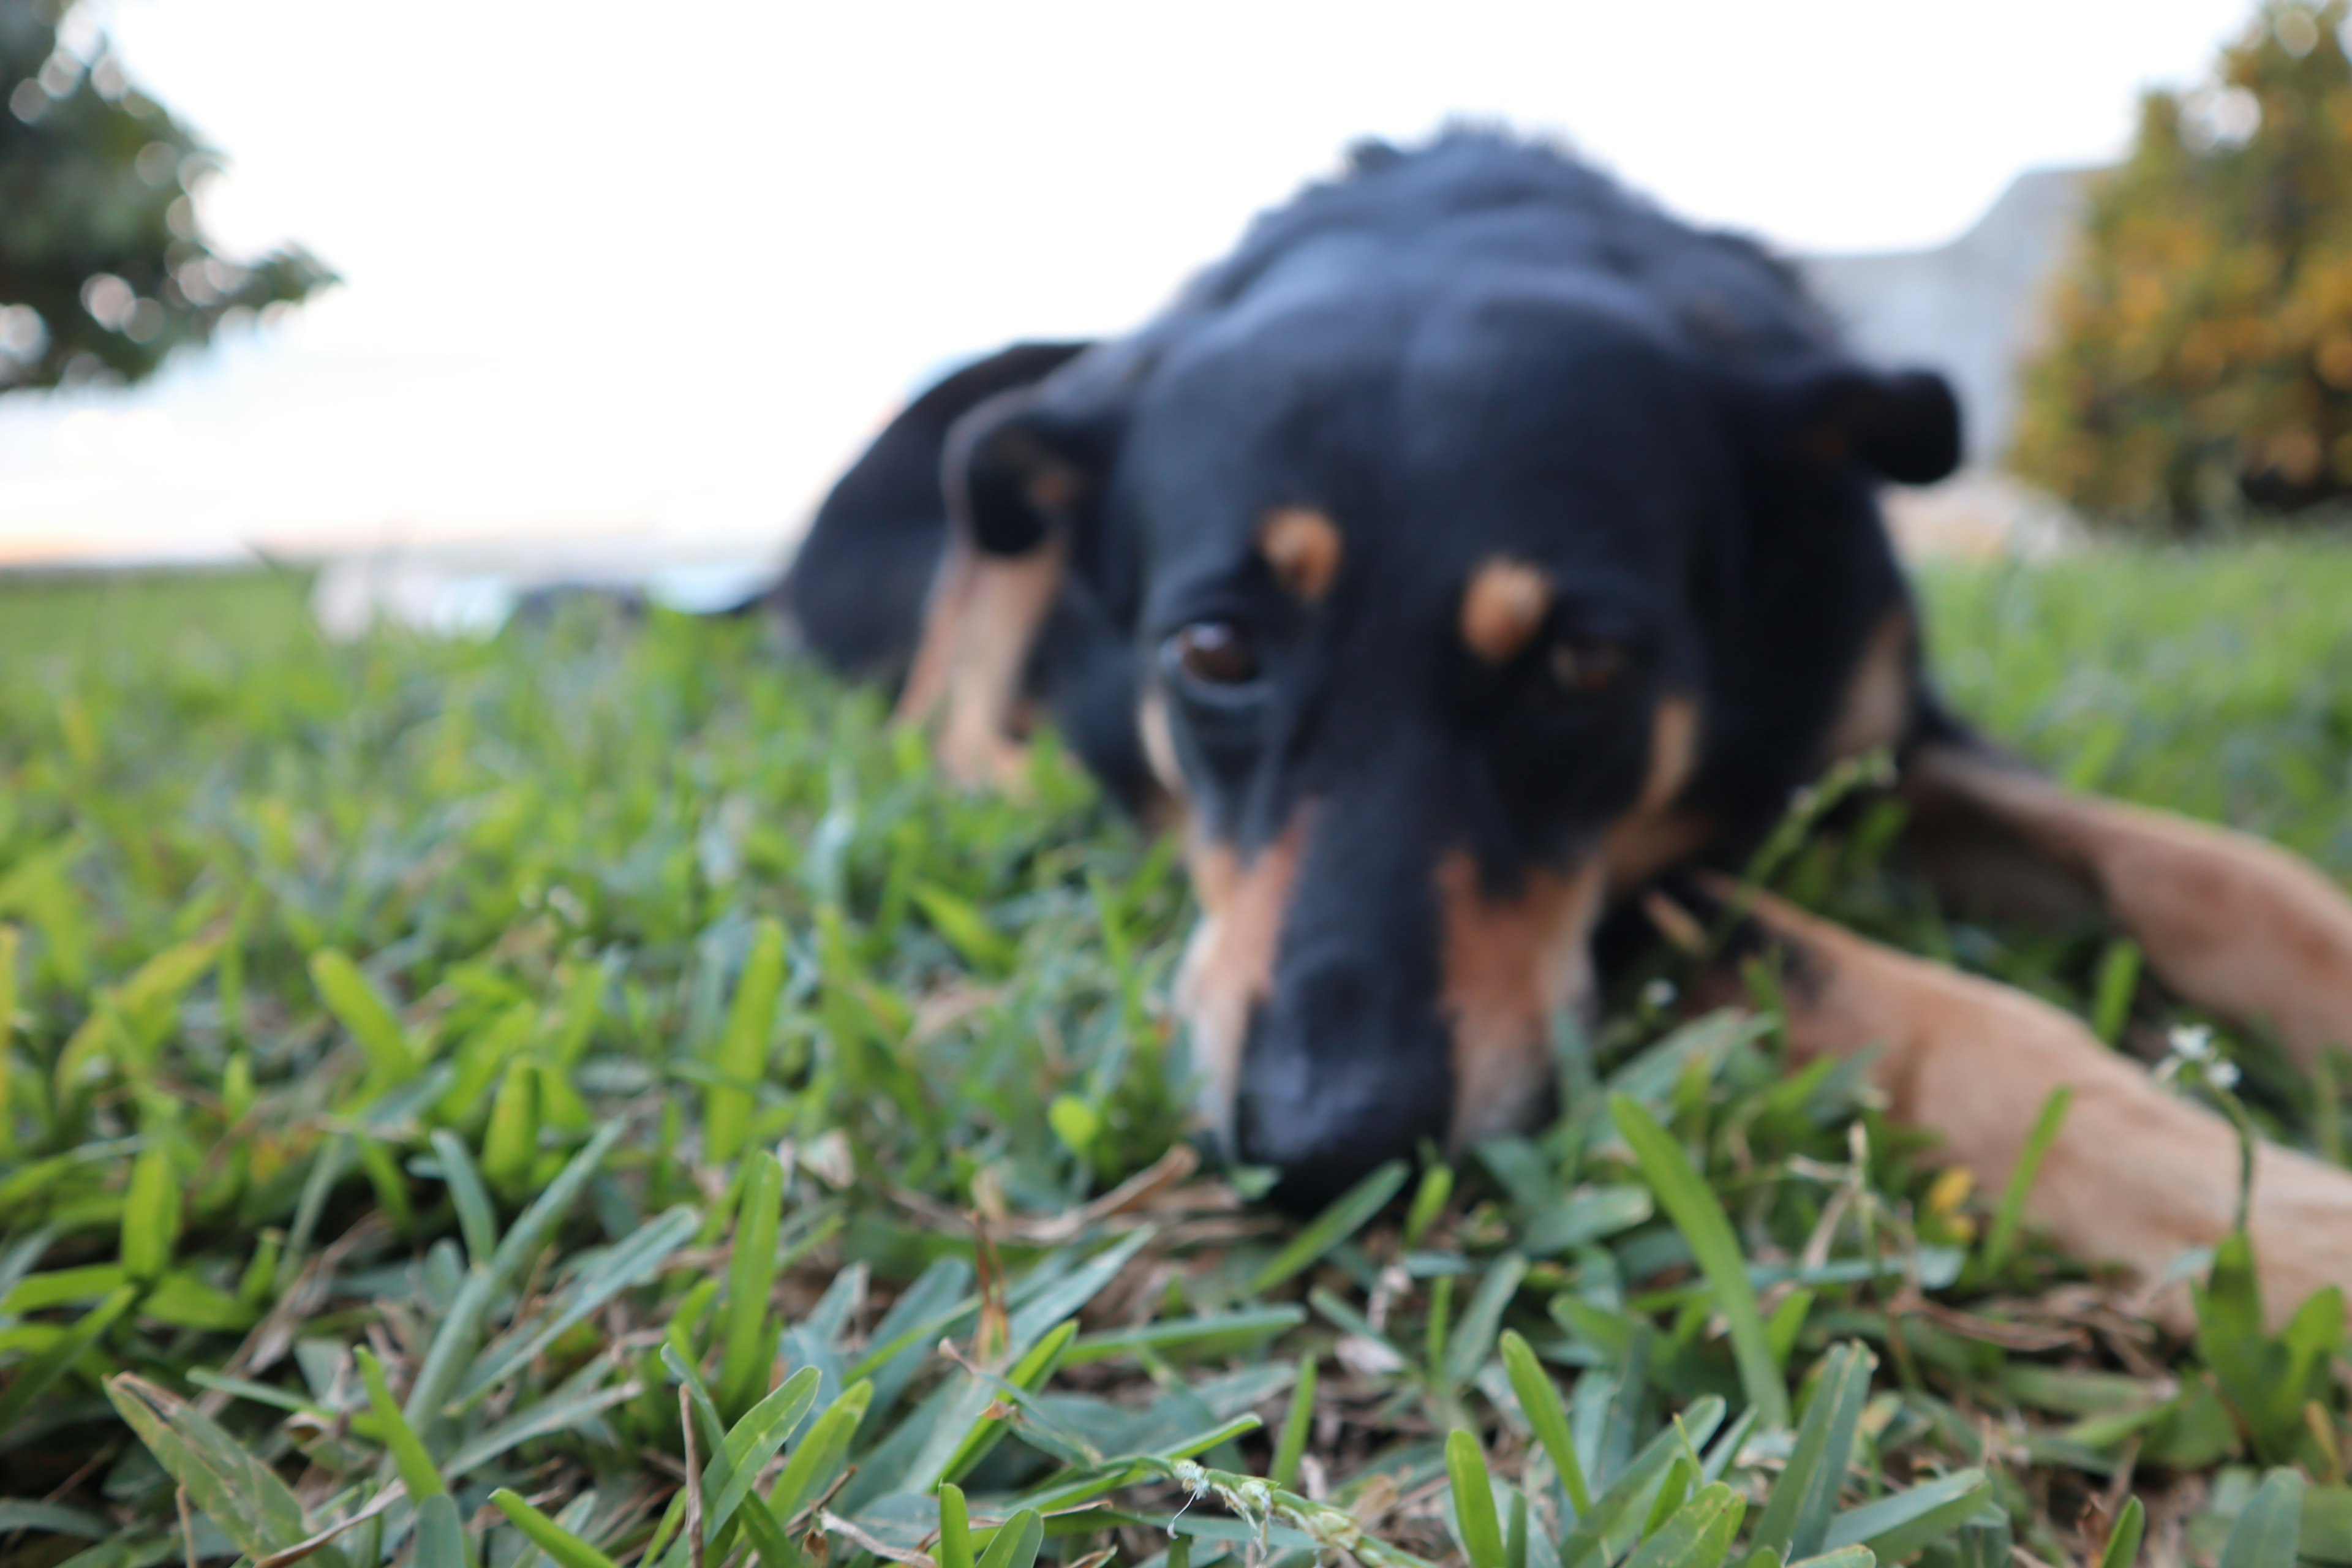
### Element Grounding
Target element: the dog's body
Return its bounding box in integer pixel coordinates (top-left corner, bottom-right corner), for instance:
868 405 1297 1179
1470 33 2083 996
785 134 2352 1325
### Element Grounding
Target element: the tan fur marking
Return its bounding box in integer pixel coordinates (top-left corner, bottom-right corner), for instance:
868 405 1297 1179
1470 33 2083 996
1604 696 1710 892
1822 609 1915 764
1459 558 1554 665
1176 821 1306 1147
894 540 976 729
1259 508 1344 601
1637 696 1701 813
1138 687 1184 799
1134 687 1189 834
1913 747 2352 1066
1722 883 2352 1332
903 535 1066 792
1437 852 1607 1147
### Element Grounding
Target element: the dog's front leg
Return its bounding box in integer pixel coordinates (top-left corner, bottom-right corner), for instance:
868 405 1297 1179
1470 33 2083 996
1715 887 2352 1331
1906 744 2352 1069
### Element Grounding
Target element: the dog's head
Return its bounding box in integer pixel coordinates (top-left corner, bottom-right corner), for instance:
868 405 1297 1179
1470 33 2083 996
951 274 1958 1208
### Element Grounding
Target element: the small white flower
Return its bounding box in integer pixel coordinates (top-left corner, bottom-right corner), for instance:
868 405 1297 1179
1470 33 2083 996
2167 1023 2215 1061
2207 1058 2241 1090
1642 978 1678 1011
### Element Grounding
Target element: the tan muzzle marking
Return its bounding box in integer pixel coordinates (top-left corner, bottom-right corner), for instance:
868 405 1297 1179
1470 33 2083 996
1437 851 1607 1147
1176 820 1307 1146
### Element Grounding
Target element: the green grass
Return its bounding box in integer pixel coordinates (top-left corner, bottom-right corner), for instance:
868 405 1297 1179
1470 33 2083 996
1926 539 2352 876
0 546 2346 1568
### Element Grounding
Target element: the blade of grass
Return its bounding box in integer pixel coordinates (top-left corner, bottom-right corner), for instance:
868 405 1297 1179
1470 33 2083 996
1983 1087 2072 1273
402 1122 630 1450
938 1483 976 1568
1556 1396 1725 1568
1609 1097 1788 1428
1749 1341 1871 1562
0 1285 134 1438
717 1151 785 1419
454 1207 699 1411
2089 941 2141 1045
429 1129 499 1270
1270 1355 1317 1491
975 1509 1044 1568
1447 1430 1509 1568
1250 1160 1408 1295
102 1373 310 1561
1820 1469 1990 1561
1403 1163 1453 1250
1064 1306 1305 1366
1501 1329 1591 1515
118 1143 179 1283
1445 1253 1527 1391
307 949 417 1082
493 1489 622 1568
706 918 788 1166
767 1378 872 1523
705 1365 821 1540
2217 1469 2304 1568
1623 1482 1745 1568
356 1348 445 1499
2098 1495 2146 1568
446 1380 644 1478
413 1493 472 1568
941 1317 1081 1484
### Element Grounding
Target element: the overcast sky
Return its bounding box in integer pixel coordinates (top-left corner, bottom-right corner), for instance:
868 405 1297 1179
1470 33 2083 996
0 0 2269 567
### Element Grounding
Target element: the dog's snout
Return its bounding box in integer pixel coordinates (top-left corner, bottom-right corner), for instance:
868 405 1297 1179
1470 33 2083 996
1233 954 1452 1212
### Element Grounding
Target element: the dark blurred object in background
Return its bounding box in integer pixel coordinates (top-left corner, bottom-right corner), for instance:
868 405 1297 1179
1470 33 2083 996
2015 0 2352 532
0 0 332 393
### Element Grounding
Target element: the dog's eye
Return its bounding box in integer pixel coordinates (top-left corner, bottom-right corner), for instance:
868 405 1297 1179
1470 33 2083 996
1168 621 1261 688
1548 637 1627 696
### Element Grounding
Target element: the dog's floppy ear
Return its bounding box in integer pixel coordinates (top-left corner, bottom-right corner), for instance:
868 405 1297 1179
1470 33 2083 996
1735 360 1964 486
1807 366 1962 484
947 380 1128 556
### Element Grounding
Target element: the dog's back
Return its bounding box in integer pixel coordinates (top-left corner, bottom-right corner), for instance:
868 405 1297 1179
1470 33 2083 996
1171 134 1839 368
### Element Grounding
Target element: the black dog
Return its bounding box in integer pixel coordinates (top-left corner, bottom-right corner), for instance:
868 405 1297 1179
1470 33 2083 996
783 134 2352 1326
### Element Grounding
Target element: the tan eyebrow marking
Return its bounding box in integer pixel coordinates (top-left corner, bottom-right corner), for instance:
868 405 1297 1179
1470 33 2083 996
1460 557 1553 664
1259 507 1343 601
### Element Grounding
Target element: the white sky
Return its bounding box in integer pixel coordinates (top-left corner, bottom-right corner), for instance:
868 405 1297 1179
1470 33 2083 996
0 0 2265 567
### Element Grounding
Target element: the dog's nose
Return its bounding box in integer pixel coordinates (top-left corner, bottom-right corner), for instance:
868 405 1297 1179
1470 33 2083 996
1233 955 1452 1213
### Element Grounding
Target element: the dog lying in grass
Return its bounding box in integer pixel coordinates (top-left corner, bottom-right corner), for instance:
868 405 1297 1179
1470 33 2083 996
781 132 2352 1328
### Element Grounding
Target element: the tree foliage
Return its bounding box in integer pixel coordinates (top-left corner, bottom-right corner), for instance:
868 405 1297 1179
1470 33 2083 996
2012 1 2352 530
0 0 331 393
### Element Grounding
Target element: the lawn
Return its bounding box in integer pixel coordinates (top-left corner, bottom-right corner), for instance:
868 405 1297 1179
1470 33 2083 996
0 543 2347 1568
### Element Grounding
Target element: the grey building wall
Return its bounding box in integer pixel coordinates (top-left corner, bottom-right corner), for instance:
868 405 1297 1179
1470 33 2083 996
1798 167 2097 467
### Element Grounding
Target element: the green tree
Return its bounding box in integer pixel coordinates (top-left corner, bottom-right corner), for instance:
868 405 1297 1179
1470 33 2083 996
2012 0 2352 530
0 0 331 393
